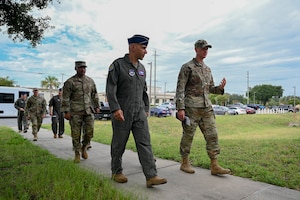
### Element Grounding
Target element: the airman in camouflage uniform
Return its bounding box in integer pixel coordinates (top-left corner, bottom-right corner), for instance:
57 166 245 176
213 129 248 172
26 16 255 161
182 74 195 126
61 61 100 163
25 88 47 141
14 92 29 133
175 39 231 175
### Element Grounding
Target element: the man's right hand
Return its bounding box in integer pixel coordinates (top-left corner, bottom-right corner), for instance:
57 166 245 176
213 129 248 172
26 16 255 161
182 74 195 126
177 109 186 121
113 109 125 122
64 112 71 120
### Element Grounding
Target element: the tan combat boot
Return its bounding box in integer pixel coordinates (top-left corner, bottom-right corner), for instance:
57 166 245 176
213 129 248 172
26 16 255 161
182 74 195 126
33 134 38 141
74 151 80 163
180 157 195 174
146 176 167 188
112 173 128 183
210 158 231 175
81 145 88 159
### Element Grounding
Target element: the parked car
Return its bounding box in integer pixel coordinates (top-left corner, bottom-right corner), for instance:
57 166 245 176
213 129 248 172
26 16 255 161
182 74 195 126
228 107 247 115
159 102 176 110
95 101 111 120
213 106 229 115
241 106 256 114
150 106 171 117
278 105 295 112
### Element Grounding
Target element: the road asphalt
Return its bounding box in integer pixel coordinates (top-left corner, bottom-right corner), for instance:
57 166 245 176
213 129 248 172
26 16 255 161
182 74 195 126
1 118 299 200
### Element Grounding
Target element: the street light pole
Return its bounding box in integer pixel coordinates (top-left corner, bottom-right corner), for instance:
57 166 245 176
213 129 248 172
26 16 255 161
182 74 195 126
61 73 65 87
293 86 296 108
164 82 166 102
154 50 157 105
148 62 152 105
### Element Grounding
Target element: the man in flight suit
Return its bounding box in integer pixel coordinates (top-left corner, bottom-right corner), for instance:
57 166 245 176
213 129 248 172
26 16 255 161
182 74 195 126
106 34 167 188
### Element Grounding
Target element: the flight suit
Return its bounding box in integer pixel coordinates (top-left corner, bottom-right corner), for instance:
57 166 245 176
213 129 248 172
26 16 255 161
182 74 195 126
106 54 157 180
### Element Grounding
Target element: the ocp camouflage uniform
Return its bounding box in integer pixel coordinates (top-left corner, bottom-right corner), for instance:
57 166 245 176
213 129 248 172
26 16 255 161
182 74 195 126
176 58 224 159
25 95 47 136
61 74 100 152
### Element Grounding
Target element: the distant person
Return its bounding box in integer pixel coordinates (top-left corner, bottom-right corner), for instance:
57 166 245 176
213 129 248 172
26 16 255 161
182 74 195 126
14 92 29 133
25 88 47 141
49 88 64 138
106 34 167 188
175 39 231 175
61 61 100 163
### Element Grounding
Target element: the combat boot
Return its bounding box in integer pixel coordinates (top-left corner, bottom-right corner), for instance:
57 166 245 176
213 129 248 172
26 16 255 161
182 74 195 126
210 158 231 175
81 145 88 159
112 173 128 183
74 151 80 163
180 157 195 174
33 134 38 141
146 176 167 188
53 134 57 138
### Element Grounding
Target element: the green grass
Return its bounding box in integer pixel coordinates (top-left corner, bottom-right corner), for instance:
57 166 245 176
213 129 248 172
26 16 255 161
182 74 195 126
0 127 138 200
4 112 299 197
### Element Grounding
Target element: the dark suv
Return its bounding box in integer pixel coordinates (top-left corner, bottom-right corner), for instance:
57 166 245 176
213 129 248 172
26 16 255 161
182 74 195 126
95 101 111 120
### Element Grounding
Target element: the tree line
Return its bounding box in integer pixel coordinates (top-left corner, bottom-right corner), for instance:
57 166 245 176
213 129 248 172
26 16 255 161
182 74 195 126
1 76 299 106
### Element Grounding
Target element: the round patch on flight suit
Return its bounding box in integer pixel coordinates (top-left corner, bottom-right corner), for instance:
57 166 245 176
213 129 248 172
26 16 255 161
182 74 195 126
109 65 114 71
129 69 135 76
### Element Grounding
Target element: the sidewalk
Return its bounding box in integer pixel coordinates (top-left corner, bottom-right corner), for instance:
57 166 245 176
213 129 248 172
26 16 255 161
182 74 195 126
14 126 300 200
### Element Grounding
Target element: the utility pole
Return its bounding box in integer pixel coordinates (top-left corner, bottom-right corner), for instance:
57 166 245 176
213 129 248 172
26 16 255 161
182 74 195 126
293 86 296 108
154 50 157 105
247 71 249 104
61 73 65 87
164 82 166 102
148 62 152 105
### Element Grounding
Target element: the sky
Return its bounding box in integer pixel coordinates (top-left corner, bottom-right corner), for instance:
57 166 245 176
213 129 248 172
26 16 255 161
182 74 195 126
0 0 300 97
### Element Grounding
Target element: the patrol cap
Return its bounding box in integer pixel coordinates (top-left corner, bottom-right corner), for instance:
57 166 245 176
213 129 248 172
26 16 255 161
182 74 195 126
75 61 87 68
194 39 212 49
128 34 149 46
33 88 38 91
59 88 62 91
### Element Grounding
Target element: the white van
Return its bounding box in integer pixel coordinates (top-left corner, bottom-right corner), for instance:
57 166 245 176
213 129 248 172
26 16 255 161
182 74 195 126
0 86 33 117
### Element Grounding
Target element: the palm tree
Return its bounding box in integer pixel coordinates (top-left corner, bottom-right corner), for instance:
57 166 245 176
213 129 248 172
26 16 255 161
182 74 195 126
41 76 60 96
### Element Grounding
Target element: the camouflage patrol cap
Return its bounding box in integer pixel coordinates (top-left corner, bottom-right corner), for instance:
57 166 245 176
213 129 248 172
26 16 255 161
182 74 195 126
75 61 87 68
194 39 212 48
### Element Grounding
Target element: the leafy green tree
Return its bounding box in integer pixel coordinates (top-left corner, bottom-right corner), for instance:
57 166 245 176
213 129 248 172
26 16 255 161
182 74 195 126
0 76 15 86
41 75 60 95
249 84 283 105
0 0 59 47
209 94 218 105
282 96 300 106
216 93 230 106
228 94 246 104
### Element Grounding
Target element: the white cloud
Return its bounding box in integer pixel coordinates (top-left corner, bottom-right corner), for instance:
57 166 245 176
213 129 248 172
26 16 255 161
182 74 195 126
0 0 300 96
